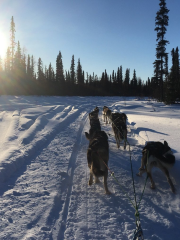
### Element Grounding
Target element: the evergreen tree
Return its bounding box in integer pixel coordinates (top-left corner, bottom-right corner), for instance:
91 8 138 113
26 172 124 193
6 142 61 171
10 16 16 70
37 57 44 81
166 47 180 103
31 55 35 80
14 41 23 79
164 53 169 81
70 55 75 84
124 68 130 85
27 54 31 78
56 51 64 84
124 68 130 95
131 69 137 95
119 65 123 87
116 67 120 84
48 63 53 81
112 70 115 83
76 58 83 85
154 0 169 101
132 69 137 87
5 47 11 72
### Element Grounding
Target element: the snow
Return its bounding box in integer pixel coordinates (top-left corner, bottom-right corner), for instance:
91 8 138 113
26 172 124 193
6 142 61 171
0 95 180 240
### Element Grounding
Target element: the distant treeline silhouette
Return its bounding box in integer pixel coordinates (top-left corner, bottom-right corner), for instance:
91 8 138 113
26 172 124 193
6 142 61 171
0 7 180 104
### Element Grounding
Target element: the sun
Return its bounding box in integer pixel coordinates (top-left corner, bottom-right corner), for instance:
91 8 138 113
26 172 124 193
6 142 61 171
0 31 9 58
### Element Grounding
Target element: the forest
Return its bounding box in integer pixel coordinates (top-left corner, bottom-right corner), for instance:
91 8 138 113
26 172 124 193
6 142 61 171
0 0 179 104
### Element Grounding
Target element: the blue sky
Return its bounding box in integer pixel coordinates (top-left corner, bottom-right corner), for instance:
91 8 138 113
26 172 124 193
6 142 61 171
0 0 180 81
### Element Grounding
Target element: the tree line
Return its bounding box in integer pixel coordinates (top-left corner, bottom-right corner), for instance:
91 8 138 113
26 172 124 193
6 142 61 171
0 0 180 103
0 17 148 97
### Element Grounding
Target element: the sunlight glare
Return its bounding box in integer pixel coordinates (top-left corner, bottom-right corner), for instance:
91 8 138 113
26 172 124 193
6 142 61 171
0 31 9 58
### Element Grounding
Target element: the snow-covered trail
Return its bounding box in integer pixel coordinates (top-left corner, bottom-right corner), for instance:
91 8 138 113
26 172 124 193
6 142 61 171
0 96 180 240
0 105 89 240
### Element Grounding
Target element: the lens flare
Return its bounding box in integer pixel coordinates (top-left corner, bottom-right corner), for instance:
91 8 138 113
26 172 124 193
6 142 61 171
0 31 9 58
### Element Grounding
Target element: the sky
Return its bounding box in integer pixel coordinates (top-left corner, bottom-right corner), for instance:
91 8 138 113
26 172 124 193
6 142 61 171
0 0 180 81
0 96 180 239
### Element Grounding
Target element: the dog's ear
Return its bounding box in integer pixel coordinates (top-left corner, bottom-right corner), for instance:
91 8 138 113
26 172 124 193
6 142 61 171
85 132 90 140
164 141 168 147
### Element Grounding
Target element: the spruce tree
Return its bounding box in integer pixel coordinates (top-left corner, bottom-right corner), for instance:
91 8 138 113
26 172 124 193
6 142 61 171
154 0 169 101
5 47 11 73
10 16 16 70
119 65 123 87
48 63 53 81
76 58 83 85
116 67 120 84
112 70 115 83
56 51 64 84
166 47 180 103
31 55 35 80
14 41 22 79
37 57 44 81
70 55 75 84
27 54 31 79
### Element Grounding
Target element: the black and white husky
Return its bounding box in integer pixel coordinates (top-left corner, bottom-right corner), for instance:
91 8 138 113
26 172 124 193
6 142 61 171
137 141 176 193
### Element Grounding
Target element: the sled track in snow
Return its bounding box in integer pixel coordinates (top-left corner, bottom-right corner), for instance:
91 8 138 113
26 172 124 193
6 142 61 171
0 106 84 184
57 113 89 240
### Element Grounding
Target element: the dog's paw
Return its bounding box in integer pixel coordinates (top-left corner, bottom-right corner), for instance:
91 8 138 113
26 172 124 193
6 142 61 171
150 184 156 189
95 178 100 184
105 190 111 195
136 172 141 177
171 187 176 194
88 180 93 186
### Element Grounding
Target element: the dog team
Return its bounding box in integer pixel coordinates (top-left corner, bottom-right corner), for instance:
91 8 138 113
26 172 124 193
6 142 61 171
85 106 176 194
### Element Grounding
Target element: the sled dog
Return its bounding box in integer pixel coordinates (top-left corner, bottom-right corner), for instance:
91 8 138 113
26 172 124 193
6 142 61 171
137 141 176 193
89 107 99 120
85 130 110 194
111 113 127 149
110 112 127 124
102 106 112 124
89 118 101 137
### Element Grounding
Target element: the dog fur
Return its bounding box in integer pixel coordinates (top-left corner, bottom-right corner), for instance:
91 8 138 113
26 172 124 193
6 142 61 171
85 130 110 194
89 107 99 120
111 113 127 149
137 141 176 193
89 118 101 138
102 106 112 124
110 112 127 124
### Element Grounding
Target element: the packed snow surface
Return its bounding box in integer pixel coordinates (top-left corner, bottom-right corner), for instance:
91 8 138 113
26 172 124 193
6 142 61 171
0 96 179 240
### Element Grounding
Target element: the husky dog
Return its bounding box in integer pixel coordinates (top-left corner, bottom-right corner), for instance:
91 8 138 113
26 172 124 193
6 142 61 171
89 118 101 137
89 107 99 120
137 141 176 193
93 106 99 112
111 113 127 149
110 112 127 124
102 106 112 124
85 130 110 194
